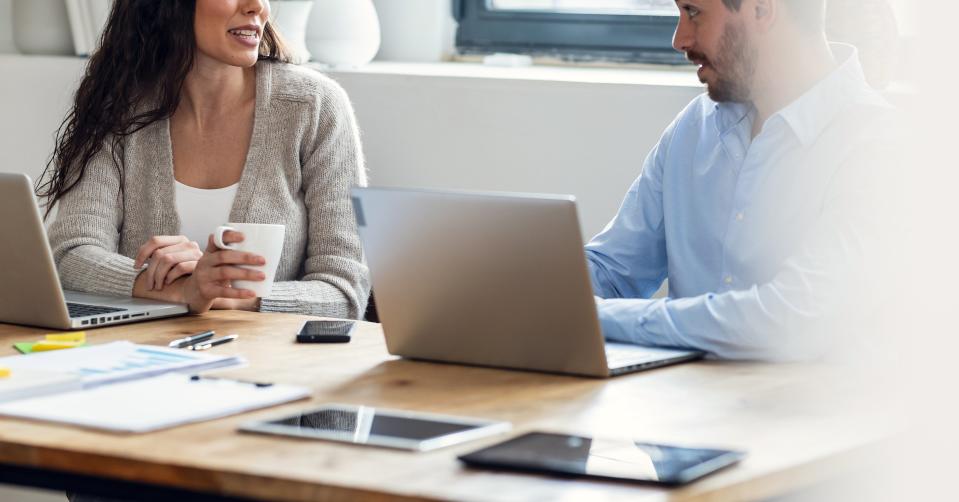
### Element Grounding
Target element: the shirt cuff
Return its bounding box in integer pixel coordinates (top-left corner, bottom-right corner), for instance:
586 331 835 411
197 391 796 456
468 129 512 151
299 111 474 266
596 297 663 346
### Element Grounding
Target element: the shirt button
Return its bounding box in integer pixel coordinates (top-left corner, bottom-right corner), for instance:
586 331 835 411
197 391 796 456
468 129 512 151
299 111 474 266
736 212 744 221
724 276 733 285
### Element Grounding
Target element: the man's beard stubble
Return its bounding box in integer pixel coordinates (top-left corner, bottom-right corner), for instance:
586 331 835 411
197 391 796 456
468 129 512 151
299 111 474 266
688 21 757 103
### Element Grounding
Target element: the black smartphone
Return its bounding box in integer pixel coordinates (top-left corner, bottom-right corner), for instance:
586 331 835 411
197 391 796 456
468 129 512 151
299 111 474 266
459 432 745 486
295 320 356 343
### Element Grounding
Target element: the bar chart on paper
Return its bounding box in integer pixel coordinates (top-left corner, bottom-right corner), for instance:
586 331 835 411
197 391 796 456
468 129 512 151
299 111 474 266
0 341 244 387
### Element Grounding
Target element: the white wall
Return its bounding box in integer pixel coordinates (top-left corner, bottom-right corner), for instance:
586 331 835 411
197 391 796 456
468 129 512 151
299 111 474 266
330 68 700 238
0 57 85 180
0 0 15 53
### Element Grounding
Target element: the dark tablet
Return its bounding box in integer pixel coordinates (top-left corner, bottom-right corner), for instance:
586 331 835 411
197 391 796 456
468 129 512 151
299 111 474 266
459 432 745 486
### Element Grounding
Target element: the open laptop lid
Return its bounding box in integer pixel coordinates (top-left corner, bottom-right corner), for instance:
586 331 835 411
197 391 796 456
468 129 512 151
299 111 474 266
352 187 612 377
0 173 73 329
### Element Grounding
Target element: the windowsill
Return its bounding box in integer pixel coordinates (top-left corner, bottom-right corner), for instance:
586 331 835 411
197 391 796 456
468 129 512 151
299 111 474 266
0 53 701 88
316 60 703 88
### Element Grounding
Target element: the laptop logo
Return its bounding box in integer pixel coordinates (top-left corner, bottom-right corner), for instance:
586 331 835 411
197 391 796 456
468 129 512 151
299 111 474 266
351 197 366 227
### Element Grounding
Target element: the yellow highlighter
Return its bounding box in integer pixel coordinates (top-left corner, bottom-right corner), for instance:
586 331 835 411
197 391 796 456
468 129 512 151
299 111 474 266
32 340 84 352
44 332 86 343
0 367 10 378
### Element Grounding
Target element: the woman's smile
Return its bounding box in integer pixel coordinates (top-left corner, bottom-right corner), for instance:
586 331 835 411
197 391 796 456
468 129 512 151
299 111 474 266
228 24 261 49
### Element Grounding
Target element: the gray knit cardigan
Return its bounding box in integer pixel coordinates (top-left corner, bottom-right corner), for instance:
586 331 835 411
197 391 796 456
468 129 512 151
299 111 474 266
47 61 370 318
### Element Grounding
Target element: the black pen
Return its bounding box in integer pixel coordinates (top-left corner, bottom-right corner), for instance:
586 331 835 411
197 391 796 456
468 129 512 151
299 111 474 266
168 330 215 349
189 374 273 387
189 334 239 351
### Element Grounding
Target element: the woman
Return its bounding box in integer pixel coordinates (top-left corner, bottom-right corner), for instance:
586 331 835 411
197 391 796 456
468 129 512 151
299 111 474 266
38 0 369 318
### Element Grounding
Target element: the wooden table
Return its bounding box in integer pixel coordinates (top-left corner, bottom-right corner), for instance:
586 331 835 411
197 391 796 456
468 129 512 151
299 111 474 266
0 311 889 501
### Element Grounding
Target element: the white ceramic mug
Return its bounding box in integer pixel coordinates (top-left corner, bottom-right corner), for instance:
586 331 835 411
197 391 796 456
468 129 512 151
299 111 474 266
213 223 285 298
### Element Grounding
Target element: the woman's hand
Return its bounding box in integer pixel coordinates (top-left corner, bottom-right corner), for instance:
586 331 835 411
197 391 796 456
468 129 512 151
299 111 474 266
182 231 266 314
134 236 203 291
212 297 262 311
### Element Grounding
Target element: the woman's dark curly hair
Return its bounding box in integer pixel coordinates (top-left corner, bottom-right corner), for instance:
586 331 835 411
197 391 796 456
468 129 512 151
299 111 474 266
36 0 291 218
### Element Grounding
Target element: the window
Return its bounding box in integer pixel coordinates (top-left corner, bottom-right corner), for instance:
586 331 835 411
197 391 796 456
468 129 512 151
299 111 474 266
453 0 684 64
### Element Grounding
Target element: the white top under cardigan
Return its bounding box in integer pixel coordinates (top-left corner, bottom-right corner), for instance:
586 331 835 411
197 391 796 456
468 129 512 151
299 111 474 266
173 180 239 247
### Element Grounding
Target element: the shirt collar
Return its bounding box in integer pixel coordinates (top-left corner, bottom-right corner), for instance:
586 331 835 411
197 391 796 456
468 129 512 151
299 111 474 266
714 101 752 138
774 43 892 146
711 43 889 146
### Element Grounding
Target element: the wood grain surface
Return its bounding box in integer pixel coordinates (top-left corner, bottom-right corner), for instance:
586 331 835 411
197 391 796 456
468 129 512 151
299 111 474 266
0 311 890 501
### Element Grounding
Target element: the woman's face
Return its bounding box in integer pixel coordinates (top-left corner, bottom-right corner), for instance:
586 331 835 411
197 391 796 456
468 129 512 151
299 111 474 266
194 0 271 68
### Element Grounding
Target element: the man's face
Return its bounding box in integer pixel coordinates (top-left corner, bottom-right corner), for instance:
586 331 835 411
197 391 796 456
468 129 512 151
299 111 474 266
673 0 757 103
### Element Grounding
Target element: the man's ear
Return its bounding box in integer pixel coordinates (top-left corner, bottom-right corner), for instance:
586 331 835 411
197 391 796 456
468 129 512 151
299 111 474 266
753 0 779 33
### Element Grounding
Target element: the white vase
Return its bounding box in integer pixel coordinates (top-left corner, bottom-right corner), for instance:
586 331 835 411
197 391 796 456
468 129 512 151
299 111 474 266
269 1 313 64
12 0 75 56
306 0 381 67
64 0 113 56
372 0 455 62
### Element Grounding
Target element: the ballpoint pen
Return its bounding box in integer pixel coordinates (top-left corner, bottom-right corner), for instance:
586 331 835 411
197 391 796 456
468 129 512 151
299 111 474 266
189 374 273 387
189 334 239 351
168 330 215 349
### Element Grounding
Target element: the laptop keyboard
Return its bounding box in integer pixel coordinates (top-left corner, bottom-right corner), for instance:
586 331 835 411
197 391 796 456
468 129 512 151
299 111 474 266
67 302 127 319
605 346 668 368
604 342 699 372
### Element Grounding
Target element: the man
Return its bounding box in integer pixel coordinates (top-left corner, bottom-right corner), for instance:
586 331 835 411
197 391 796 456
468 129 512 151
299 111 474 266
586 0 893 360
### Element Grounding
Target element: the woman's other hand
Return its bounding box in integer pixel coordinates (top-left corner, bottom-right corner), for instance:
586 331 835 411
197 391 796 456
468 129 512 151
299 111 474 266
182 231 265 313
134 236 203 291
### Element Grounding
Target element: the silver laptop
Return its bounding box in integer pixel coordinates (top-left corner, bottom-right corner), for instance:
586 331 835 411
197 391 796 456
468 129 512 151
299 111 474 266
351 187 704 378
0 173 188 330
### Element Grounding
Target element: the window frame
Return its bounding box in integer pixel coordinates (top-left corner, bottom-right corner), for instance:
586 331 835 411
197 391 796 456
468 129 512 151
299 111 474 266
453 0 685 65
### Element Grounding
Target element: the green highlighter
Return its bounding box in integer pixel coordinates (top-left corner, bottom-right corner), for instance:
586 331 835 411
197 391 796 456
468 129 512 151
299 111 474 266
13 342 37 354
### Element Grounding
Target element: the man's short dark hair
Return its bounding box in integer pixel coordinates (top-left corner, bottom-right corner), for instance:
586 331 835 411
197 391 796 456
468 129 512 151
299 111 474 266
721 0 826 32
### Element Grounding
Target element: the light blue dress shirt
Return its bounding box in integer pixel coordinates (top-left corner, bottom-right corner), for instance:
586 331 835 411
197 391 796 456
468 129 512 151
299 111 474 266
586 44 893 360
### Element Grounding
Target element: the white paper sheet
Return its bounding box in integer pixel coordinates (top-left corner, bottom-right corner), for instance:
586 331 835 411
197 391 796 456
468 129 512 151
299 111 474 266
0 373 310 433
0 370 82 403
0 341 244 388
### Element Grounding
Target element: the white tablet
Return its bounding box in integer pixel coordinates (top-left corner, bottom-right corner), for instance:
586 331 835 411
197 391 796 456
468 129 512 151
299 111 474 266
240 404 511 452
